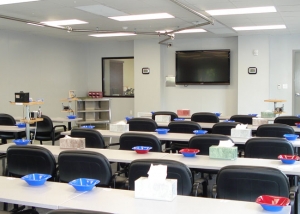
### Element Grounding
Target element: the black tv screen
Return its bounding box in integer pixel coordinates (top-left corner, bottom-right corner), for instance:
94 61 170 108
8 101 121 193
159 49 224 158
175 49 230 85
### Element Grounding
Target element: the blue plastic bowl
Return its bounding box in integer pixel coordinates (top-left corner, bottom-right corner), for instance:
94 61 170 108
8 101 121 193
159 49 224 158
193 130 208 135
260 204 284 212
132 146 152 154
125 116 134 121
224 120 235 122
179 149 199 157
155 129 169 134
283 134 299 141
69 178 100 191
67 115 76 119
248 114 258 117
80 125 95 129
256 195 290 212
21 173 52 186
13 139 30 145
174 118 185 121
16 123 26 128
278 155 299 164
215 112 221 117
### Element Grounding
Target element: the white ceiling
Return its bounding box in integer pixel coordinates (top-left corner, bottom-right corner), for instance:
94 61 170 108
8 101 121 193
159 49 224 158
0 0 299 42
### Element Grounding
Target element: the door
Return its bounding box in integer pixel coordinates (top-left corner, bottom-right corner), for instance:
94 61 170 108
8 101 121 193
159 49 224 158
110 61 124 96
294 51 300 115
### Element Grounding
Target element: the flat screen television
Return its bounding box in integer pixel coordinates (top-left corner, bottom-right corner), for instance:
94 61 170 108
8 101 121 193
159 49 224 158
175 49 230 85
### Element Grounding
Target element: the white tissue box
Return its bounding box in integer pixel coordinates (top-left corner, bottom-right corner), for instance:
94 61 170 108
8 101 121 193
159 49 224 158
209 146 237 160
109 124 129 132
135 177 177 201
155 115 171 123
252 118 271 126
60 137 85 149
231 128 252 138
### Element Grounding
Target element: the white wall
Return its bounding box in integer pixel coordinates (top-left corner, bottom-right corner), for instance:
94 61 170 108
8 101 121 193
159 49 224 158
238 35 270 114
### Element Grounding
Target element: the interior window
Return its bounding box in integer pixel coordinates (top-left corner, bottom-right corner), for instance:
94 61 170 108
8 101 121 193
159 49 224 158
102 57 134 97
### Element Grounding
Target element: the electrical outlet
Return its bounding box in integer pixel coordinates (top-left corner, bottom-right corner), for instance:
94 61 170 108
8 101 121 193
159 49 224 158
277 84 282 90
130 110 133 115
282 84 288 89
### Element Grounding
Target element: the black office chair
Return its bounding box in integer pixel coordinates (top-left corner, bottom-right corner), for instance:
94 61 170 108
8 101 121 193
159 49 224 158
58 150 114 188
244 137 294 159
128 159 207 197
167 121 201 152
274 116 300 126
70 128 106 148
212 122 240 135
46 210 112 214
152 111 178 121
6 145 57 213
127 117 158 131
256 123 294 137
213 165 298 214
0 113 25 144
229 115 253 124
30 115 66 146
191 112 219 123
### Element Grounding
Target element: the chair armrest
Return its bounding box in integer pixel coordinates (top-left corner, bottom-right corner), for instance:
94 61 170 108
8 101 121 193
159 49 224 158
289 185 298 214
53 125 67 132
193 178 208 197
212 184 217 198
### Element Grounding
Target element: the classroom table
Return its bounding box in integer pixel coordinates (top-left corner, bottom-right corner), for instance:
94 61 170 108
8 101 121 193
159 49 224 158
58 186 291 214
51 117 83 130
60 129 300 147
0 125 28 133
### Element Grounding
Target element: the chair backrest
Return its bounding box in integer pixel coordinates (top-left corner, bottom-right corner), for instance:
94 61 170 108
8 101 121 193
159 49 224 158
0 113 16 125
119 132 162 152
256 124 294 137
274 116 300 126
128 159 193 196
191 112 219 123
7 145 57 178
244 137 294 159
34 115 54 133
151 111 178 121
168 121 201 134
216 165 290 201
58 150 112 187
70 128 106 148
229 115 253 124
127 118 158 132
212 122 240 135
189 134 233 155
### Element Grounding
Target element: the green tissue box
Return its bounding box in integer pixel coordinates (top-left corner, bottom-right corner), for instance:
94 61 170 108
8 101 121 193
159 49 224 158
209 146 238 160
261 111 275 118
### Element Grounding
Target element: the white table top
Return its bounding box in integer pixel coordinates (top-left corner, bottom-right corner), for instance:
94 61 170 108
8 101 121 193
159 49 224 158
61 129 300 147
59 186 290 214
51 117 83 122
0 125 27 132
0 176 85 209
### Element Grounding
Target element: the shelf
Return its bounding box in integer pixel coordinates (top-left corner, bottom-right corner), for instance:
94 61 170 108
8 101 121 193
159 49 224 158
61 98 79 102
264 99 286 103
76 120 110 124
20 118 43 124
77 110 110 113
10 101 44 106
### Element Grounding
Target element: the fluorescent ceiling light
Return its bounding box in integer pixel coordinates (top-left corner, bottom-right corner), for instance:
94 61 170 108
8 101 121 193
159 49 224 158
109 13 174 21
27 23 44 27
233 25 286 31
176 29 206 33
0 0 39 5
89 33 136 38
206 6 276 16
41 19 88 27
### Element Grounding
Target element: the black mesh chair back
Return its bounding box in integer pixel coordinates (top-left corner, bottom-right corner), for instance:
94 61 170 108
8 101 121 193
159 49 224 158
168 121 201 134
128 159 193 196
229 115 253 124
0 113 24 143
216 165 290 202
191 112 219 123
256 124 294 137
152 111 178 121
30 115 66 145
127 118 157 131
274 116 300 126
244 137 294 159
46 210 112 214
6 145 57 179
119 132 162 152
70 128 106 148
212 122 240 135
58 150 112 187
189 134 233 155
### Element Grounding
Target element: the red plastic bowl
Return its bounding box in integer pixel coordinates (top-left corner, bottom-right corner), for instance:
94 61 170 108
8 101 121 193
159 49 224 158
256 195 290 212
295 123 300 128
132 146 152 154
278 155 299 164
179 148 200 157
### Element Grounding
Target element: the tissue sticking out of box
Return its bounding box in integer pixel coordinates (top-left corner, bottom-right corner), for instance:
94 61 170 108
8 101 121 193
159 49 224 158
235 124 248 129
147 164 167 183
116 120 127 125
218 140 234 147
